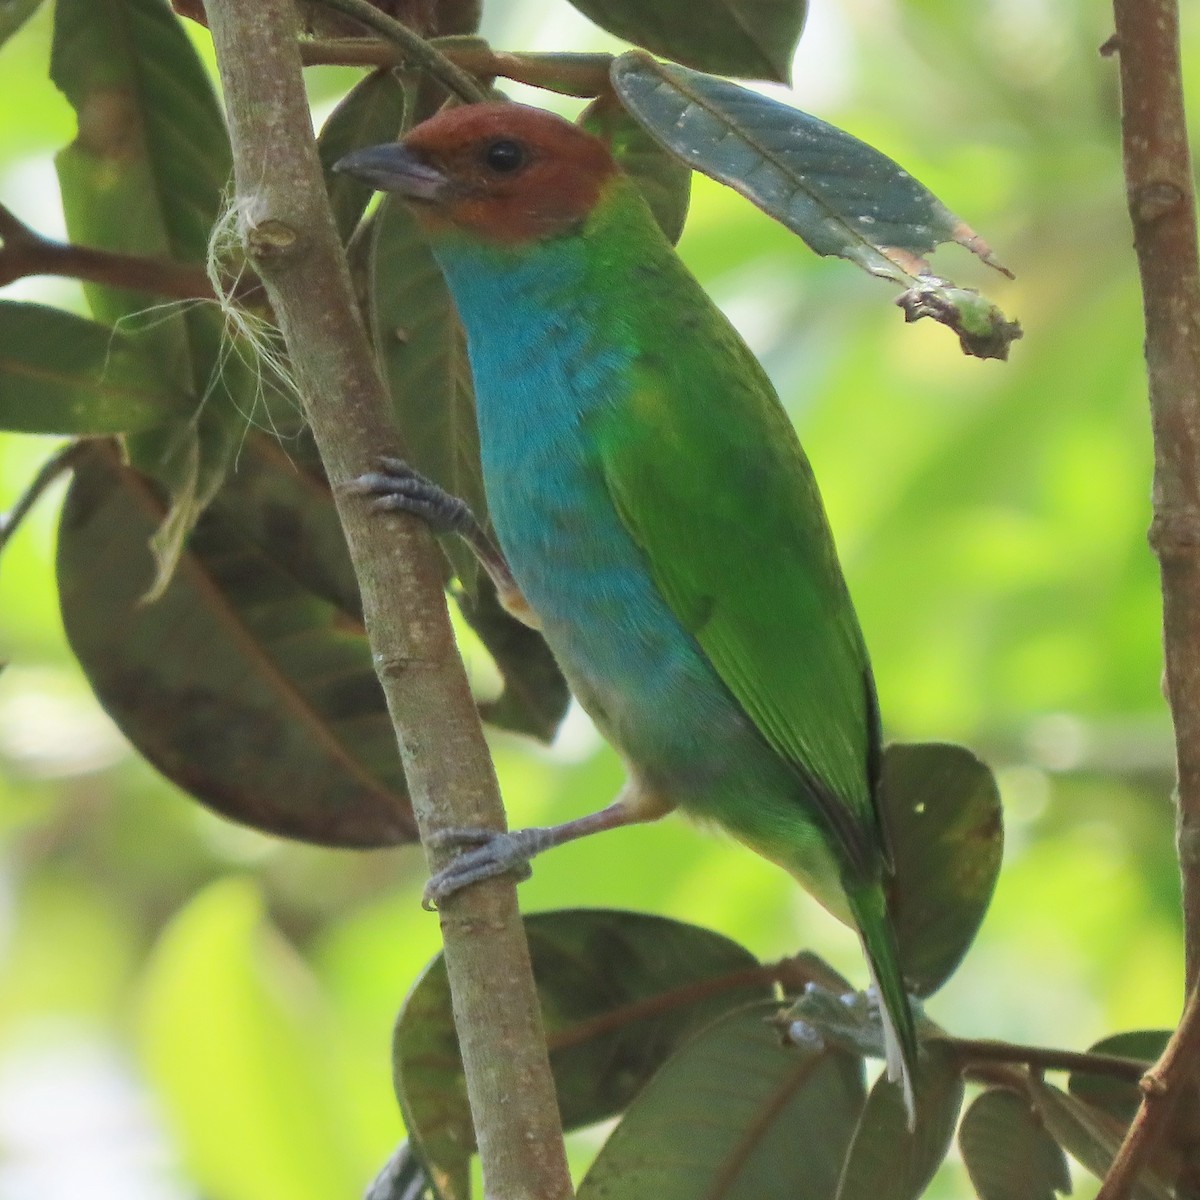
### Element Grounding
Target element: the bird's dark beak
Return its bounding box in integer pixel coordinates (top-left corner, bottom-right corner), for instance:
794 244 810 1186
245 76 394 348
333 143 450 203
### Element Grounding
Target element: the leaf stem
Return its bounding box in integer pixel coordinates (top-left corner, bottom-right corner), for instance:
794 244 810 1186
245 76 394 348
1093 0 1200 1196
0 203 216 301
936 1036 1149 1082
0 440 89 561
306 0 489 102
199 3 573 1197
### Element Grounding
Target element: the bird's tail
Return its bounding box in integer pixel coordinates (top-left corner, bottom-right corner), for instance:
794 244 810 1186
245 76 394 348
845 879 920 1124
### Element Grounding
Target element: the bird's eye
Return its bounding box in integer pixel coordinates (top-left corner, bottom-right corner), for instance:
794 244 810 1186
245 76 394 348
483 139 526 173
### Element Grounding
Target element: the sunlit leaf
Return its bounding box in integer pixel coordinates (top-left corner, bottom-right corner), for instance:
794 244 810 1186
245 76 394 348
1030 1081 1173 1200
0 301 180 434
880 742 1003 997
578 1003 865 1199
58 443 416 846
610 53 1020 358
959 1089 1071 1200
568 0 806 83
578 93 691 244
834 1044 963 1200
138 880 363 1200
318 68 408 245
1067 1031 1166 1126
394 910 772 1199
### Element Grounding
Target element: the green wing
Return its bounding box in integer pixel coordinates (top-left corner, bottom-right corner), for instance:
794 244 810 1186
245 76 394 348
593 291 881 874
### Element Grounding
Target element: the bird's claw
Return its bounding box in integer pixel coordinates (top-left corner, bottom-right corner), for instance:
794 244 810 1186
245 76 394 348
351 456 473 536
421 827 536 910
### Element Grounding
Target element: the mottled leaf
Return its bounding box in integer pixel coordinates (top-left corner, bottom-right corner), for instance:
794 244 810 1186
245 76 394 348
880 742 1003 997
611 53 1020 357
959 1090 1071 1200
1030 1082 1173 1200
0 301 180 434
579 94 691 244
1067 1031 1166 1126
834 1044 964 1200
0 0 44 46
578 1003 865 1199
394 910 772 1199
318 69 408 245
568 0 806 82
58 443 415 847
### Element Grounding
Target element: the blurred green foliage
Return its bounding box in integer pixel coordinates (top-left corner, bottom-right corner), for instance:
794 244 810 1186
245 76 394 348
0 0 1189 1196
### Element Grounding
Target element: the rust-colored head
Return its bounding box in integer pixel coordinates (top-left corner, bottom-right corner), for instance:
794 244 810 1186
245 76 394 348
335 103 619 243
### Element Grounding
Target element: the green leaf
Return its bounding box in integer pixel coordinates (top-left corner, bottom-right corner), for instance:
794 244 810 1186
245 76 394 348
0 301 180 434
394 910 772 1199
1067 1031 1167 1126
138 880 364 1200
1030 1082 1173 1200
578 94 691 244
880 742 1004 997
567 0 806 83
456 578 571 742
0 0 44 47
959 1090 1071 1200
52 0 243 587
610 53 1020 358
834 1044 964 1200
57 443 416 847
318 68 408 245
578 1003 865 1199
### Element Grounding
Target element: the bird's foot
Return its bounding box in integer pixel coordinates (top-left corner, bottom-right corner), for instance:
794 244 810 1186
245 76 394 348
421 826 544 910
351 457 475 537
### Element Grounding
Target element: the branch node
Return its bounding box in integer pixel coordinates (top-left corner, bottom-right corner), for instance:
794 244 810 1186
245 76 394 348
1100 33 1121 56
1148 508 1200 556
246 218 303 258
1140 1070 1170 1096
1136 181 1186 224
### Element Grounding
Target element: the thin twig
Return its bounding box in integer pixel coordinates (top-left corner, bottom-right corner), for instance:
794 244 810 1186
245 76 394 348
937 1036 1150 1082
0 203 217 300
307 0 489 102
199 3 573 1197
1096 0 1200 1196
299 37 615 97
0 440 89 560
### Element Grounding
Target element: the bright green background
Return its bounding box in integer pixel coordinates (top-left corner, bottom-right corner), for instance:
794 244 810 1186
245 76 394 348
0 1 1191 1196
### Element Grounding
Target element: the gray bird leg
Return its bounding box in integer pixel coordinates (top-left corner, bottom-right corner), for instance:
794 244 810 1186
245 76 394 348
351 457 538 627
421 798 653 909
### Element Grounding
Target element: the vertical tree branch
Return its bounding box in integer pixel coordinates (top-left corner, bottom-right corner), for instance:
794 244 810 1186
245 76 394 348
1096 2 1200 1197
199 4 574 1198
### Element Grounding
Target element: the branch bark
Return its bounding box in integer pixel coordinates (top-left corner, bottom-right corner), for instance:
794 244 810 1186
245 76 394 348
1097 2 1200 1197
199 4 573 1197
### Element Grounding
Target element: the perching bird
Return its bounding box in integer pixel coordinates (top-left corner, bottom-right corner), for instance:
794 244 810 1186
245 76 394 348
337 103 920 1108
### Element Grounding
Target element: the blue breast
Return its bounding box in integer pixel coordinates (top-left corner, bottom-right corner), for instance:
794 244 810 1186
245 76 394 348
428 235 754 791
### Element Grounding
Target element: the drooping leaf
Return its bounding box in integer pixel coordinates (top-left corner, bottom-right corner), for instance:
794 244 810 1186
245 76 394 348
879 742 1004 997
0 300 180 434
51 0 245 589
1030 1082 1174 1200
578 1003 865 1200
137 880 364 1200
318 69 408 245
610 53 1021 358
567 0 806 83
959 1089 1071 1200
394 910 773 1199
834 1044 964 1200
58 443 415 847
579 93 691 244
1067 1031 1167 1126
0 0 44 47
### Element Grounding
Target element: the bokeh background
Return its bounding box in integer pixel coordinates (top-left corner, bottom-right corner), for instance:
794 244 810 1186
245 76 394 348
0 0 1194 1196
